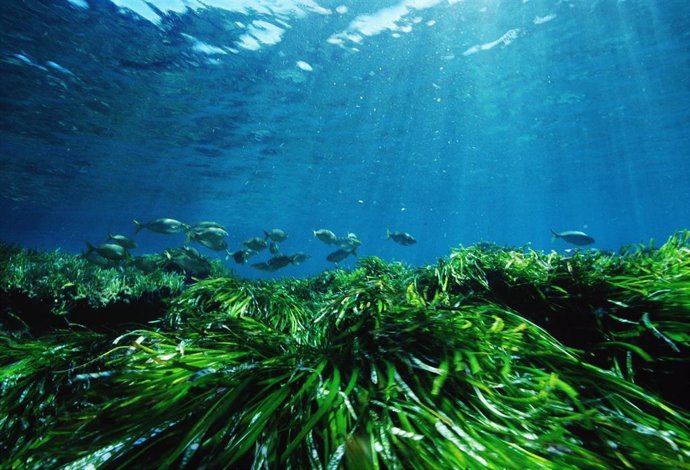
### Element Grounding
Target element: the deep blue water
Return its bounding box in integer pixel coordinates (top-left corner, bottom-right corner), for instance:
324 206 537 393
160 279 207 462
1 0 689 278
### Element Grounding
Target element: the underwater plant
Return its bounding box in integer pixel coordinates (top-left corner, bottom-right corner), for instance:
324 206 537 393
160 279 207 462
1 234 689 468
0 243 232 333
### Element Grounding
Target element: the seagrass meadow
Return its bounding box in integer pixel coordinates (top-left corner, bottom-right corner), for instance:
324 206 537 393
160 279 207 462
1 232 690 469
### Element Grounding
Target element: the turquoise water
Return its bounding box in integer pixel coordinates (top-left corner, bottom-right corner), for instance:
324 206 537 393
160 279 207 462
1 0 689 277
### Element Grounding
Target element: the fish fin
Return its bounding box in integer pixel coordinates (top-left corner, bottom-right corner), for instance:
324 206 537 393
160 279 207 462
385 229 391 239
550 229 559 242
133 219 143 234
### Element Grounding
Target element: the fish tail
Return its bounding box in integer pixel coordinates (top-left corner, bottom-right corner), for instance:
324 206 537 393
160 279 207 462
385 229 391 239
264 230 270 240
550 229 559 242
85 241 95 253
133 219 143 234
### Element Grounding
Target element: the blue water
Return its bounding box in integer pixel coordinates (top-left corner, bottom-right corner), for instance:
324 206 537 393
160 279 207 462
1 0 689 278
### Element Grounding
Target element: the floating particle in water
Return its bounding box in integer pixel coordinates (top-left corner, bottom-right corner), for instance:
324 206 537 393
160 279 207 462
296 60 313 72
533 14 556 25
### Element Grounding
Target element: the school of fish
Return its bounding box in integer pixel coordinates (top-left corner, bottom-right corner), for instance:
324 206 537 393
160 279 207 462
84 218 422 276
85 218 595 277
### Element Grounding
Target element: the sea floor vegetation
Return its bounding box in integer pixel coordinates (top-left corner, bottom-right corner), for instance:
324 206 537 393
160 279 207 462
1 232 690 469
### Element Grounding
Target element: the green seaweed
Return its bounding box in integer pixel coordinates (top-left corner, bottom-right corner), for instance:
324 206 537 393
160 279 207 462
0 244 187 313
0 243 232 333
1 233 690 468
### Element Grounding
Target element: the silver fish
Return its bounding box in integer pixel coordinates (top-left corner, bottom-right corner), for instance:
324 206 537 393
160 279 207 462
83 249 116 267
252 255 294 272
267 254 293 270
251 261 276 272
164 247 211 276
386 229 416 246
264 228 288 242
226 249 257 264
188 226 229 239
193 221 227 231
180 246 203 259
85 242 129 261
188 227 228 251
314 229 338 244
134 218 189 234
290 252 311 265
326 247 357 263
193 237 228 251
336 233 362 249
107 233 137 249
243 237 268 251
551 230 595 246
